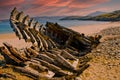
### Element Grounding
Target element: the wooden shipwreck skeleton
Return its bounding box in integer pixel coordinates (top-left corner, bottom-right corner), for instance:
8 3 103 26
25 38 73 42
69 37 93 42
0 7 101 80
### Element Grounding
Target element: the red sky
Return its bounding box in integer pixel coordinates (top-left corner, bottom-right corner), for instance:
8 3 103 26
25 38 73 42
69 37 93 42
0 0 120 20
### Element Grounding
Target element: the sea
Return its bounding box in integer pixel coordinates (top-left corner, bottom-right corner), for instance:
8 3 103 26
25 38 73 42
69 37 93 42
0 17 107 34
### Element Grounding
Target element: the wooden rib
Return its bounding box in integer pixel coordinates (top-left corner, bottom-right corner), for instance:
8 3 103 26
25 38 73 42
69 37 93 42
61 50 77 60
29 18 34 28
13 66 40 79
47 38 57 48
33 21 39 30
24 27 36 43
34 59 68 76
28 28 45 50
27 61 48 72
37 36 44 51
55 54 75 71
24 49 31 58
38 28 57 48
23 30 31 42
22 15 29 25
38 34 48 50
16 22 30 41
16 11 24 22
29 28 48 50
39 24 44 33
0 46 23 66
28 29 40 42
10 21 23 39
44 52 56 59
76 64 89 75
3 42 28 62
50 50 61 55
26 48 39 57
46 39 53 49
37 54 54 64
10 7 19 20
65 48 79 56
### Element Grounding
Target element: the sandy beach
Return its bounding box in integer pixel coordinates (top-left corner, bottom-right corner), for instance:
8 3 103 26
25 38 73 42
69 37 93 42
0 22 120 48
0 33 32 49
0 22 120 80
69 22 120 35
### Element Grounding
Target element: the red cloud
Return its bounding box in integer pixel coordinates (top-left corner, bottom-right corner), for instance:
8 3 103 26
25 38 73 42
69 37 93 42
0 0 24 6
24 0 110 16
0 0 111 20
28 0 109 8
68 0 109 8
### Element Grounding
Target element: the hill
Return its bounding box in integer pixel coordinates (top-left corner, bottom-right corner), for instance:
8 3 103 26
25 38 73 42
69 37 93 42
60 10 120 21
60 16 82 20
90 10 120 21
60 16 92 20
87 11 106 17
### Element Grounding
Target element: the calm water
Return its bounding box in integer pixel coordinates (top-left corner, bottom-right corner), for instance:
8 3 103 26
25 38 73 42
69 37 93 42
0 17 107 34
0 21 13 34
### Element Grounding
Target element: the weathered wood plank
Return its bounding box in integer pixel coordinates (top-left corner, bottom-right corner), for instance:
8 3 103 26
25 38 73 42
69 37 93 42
13 66 40 79
61 50 77 60
34 58 68 76
0 46 24 66
3 42 28 62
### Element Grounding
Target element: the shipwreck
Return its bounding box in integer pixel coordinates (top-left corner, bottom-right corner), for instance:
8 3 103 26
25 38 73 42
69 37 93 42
0 7 101 80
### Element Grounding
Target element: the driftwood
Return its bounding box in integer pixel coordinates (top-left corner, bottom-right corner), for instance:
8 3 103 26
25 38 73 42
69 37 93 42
34 58 68 76
54 54 75 71
45 22 101 51
10 8 101 53
61 50 76 60
26 48 39 57
3 42 28 61
0 7 102 80
0 46 24 66
37 54 55 64
0 72 16 80
0 42 89 79
13 66 40 79
27 61 48 72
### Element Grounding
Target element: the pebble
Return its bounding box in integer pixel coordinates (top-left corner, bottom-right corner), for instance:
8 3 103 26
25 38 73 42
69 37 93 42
92 27 120 59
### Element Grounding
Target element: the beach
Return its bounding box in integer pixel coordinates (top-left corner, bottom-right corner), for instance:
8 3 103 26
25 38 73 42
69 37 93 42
0 22 120 80
0 33 32 49
0 22 120 48
69 21 120 35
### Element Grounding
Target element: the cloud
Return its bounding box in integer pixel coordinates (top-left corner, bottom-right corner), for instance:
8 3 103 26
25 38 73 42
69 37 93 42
23 0 110 16
28 0 109 8
0 0 111 20
0 0 24 6
67 0 109 8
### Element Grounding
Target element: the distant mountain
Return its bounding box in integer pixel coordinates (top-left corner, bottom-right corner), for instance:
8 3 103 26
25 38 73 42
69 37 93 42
60 10 120 21
60 16 94 20
34 16 65 21
89 10 120 21
87 11 106 17
60 11 106 20
60 16 82 20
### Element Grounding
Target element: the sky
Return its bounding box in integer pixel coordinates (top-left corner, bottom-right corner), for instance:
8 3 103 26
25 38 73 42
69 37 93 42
0 0 120 20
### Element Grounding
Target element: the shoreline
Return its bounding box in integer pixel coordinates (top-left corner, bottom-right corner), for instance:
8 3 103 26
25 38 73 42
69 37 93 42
69 22 120 35
0 22 120 48
0 32 15 39
0 33 32 49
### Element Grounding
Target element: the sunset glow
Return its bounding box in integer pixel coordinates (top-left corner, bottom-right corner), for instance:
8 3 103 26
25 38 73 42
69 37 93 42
0 0 120 20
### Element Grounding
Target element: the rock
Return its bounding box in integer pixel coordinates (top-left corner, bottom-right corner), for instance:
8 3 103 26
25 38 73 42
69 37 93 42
96 49 101 52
